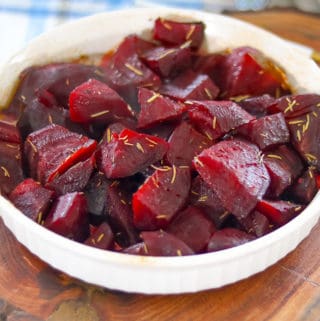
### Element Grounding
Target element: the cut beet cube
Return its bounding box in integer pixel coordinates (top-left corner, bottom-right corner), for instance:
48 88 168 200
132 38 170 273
189 175 229 228
102 35 161 109
123 242 148 255
0 113 21 144
69 79 134 124
153 18 205 50
140 45 192 78
166 206 216 253
44 192 89 241
84 222 114 250
137 88 186 129
238 210 273 237
286 111 320 170
98 128 168 178
194 139 270 218
84 172 109 224
188 100 254 140
206 228 255 252
105 183 139 247
237 94 276 117
166 121 212 167
193 53 226 79
216 47 284 98
10 63 107 109
238 113 289 150
133 166 191 230
0 141 24 195
25 124 97 184
263 145 304 198
268 94 320 118
290 167 318 204
9 178 54 223
45 154 95 195
160 70 219 102
256 199 304 225
140 230 194 256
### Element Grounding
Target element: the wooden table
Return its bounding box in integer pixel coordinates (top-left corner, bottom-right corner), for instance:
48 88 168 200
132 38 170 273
1 9 320 321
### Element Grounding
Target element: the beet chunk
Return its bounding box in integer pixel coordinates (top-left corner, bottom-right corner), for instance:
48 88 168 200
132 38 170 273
166 121 212 167
123 242 148 255
105 183 139 247
166 206 216 253
188 100 254 140
9 178 54 223
153 18 205 50
84 222 114 250
238 210 273 237
97 128 168 178
25 124 97 184
256 199 304 226
194 139 270 218
160 70 219 102
237 94 276 117
69 79 134 124
238 113 289 150
44 192 89 241
133 166 191 230
0 113 21 144
207 228 255 252
0 141 24 195
140 230 194 256
137 88 186 129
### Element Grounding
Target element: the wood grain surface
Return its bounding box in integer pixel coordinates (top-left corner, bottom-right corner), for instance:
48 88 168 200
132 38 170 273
1 9 320 321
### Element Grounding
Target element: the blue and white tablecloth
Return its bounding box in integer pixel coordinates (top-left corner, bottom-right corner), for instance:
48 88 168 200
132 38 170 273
1 0 319 64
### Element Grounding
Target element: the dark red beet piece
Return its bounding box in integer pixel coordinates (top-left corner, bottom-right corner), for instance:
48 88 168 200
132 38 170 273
102 35 161 109
290 167 318 204
140 230 194 256
238 113 289 150
9 178 54 223
153 18 205 50
238 210 273 237
133 166 191 230
286 111 320 170
123 242 148 255
166 206 216 253
237 94 276 117
140 45 192 78
98 128 168 179
45 154 95 195
84 222 114 250
216 47 284 98
105 183 139 247
25 124 97 184
194 139 270 218
166 121 212 167
188 100 254 140
0 141 24 195
44 192 89 241
256 199 304 226
207 228 255 252
69 79 134 124
189 175 229 228
160 70 219 102
137 88 186 129
268 94 320 118
0 114 21 144
193 53 225 79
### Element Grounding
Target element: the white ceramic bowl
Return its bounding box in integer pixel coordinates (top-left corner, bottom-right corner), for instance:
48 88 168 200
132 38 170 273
0 8 320 294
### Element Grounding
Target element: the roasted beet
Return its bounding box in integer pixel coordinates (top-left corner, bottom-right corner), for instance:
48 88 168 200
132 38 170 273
137 88 186 129
133 166 191 230
84 222 114 250
238 210 273 237
166 206 216 253
160 70 219 102
0 113 21 144
0 141 24 195
237 94 276 117
44 192 89 241
188 100 254 140
123 242 148 255
9 178 54 223
256 199 304 226
194 139 270 218
153 18 205 50
98 128 168 178
69 79 134 124
207 228 255 252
